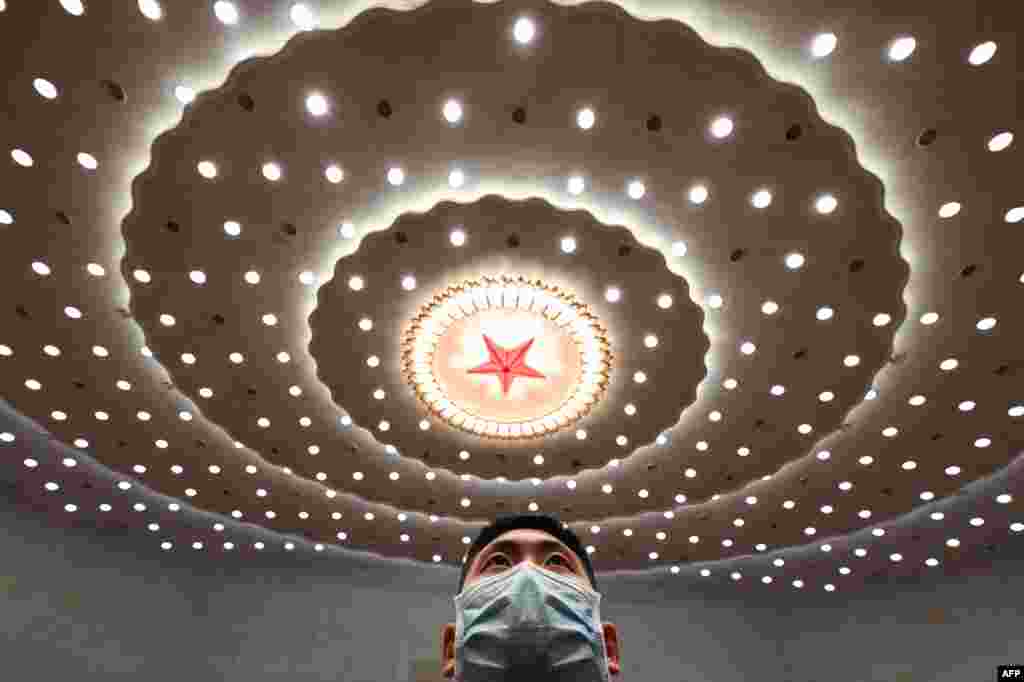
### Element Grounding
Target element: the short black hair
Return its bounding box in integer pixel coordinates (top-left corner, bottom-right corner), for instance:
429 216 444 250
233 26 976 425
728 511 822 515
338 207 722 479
457 513 597 593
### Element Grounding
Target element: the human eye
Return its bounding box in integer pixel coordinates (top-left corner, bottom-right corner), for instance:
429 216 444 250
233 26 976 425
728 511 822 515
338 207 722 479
545 553 576 572
482 553 512 572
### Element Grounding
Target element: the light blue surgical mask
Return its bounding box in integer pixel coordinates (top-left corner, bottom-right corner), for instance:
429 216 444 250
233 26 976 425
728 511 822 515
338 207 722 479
453 561 611 682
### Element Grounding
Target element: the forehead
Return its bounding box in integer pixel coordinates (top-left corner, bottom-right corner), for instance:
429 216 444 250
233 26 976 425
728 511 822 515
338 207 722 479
481 528 569 554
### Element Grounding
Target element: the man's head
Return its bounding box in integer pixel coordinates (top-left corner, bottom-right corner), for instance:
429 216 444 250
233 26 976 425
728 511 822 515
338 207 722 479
441 513 621 679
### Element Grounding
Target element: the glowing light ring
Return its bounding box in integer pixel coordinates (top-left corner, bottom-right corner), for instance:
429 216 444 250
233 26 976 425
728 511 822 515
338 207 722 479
401 275 612 440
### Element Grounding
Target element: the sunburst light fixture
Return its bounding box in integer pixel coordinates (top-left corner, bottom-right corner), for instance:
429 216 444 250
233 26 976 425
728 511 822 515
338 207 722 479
401 275 613 439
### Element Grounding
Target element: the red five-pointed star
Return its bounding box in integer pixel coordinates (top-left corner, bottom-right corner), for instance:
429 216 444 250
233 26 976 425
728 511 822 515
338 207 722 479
466 334 547 396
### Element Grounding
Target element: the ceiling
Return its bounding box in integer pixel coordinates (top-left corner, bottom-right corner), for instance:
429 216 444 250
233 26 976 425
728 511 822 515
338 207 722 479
0 0 1020 593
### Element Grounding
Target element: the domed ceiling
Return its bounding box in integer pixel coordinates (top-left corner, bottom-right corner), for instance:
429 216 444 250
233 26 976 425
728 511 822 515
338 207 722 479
0 0 1021 592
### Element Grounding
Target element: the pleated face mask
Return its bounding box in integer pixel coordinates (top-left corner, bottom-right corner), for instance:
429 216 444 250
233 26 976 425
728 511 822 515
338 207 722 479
453 561 611 682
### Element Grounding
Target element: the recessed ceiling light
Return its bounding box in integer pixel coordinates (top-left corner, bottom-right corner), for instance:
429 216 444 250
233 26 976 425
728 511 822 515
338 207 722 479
710 116 733 139
513 17 535 44
33 78 58 99
197 160 217 178
988 131 1013 152
387 167 405 186
751 189 772 209
872 313 891 326
262 162 282 181
816 306 834 321
567 175 585 195
290 3 317 30
213 1 239 24
968 41 997 65
0 209 12 225
449 228 466 246
785 252 805 270
810 32 837 58
818 391 834 402
657 294 673 309
938 202 961 218
138 0 162 20
1005 207 1024 223
338 222 356 239
11 149 33 167
605 287 621 303
760 300 778 315
627 180 646 199
706 293 723 309
671 241 687 257
31 261 51 276
76 152 98 170
1009 405 1024 418
843 354 860 367
888 36 916 62
560 236 577 253
770 384 786 396
940 357 959 371
576 108 596 130
815 194 838 214
976 317 997 331
908 395 926 406
688 184 709 204
448 168 466 188
159 313 175 326
60 0 84 15
324 164 344 183
223 220 242 236
305 92 328 117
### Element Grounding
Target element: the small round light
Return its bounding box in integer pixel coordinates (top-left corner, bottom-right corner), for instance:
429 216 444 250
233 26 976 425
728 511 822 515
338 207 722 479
576 108 596 130
197 160 217 179
657 294 673 309
290 3 317 30
1009 405 1024 418
643 334 658 349
816 306 834 321
65 306 82 319
843 354 860 367
722 378 738 390
688 184 709 204
706 293 723 309
627 180 646 200
605 287 621 303
888 36 916 62
815 194 837 214
447 168 466 188
920 311 940 325
229 352 244 364
33 78 58 99
1004 207 1024 223
387 167 405 186
988 131 1014 152
945 465 961 476
565 175 586 196
358 317 373 331
761 300 778 315
937 201 961 218
882 426 899 438
305 92 328 117
0 209 13 225
31 261 51 276
325 165 344 183
213 1 239 24
159 314 176 326
751 189 773 209
710 116 734 139
708 410 722 422
401 275 417 291
940 358 959 371
770 384 786 396
968 41 997 65
785 252 805 270
740 341 756 355
77 152 98 170
262 162 282 181
513 17 535 44
348 275 365 291
946 538 960 548
818 391 835 402
811 32 838 58
873 313 891 327
977 317 997 331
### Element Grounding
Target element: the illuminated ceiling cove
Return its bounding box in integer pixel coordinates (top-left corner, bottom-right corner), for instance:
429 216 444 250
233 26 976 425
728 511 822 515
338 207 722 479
0 0 1021 592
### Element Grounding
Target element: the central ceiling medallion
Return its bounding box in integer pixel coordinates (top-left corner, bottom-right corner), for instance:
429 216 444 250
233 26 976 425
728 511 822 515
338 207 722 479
401 275 612 440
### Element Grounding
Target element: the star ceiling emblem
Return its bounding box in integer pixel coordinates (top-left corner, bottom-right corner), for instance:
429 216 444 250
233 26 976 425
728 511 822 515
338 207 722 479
467 334 547 396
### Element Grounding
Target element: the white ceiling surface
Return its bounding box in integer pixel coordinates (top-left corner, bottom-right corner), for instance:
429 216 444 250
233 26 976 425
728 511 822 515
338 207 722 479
0 0 1021 592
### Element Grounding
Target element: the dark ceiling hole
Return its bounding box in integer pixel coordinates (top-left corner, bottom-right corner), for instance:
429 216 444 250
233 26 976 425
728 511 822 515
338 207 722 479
960 264 978 278
247 387 257 396
917 128 938 147
754 418 766 429
100 79 126 102
911 535 920 542
495 501 504 508
646 114 662 132
82 482 92 489
571 459 582 469
647 464 657 471
618 244 632 257
212 313 225 325
506 234 520 248
512 106 527 124
793 348 808 360
15 305 30 319
270 447 280 455
72 381 85 389
785 124 803 141
56 211 71 225
986 544 996 552
496 453 507 462
195 439 206 449
562 507 572 513
994 364 1010 376
881 487 893 496
117 440 127 447
799 476 809 485
849 258 865 273
698 512 710 521
427 498 436 506
931 433 944 441
422 450 431 461
377 99 392 118
165 220 180 233
394 230 408 244
281 222 297 236
770 523 777 529
237 93 255 112
223 489 231 496
730 248 746 262
725 474 734 481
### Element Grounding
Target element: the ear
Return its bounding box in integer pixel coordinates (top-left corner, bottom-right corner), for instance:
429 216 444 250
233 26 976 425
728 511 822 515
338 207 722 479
602 622 621 676
441 623 456 679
